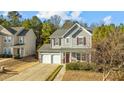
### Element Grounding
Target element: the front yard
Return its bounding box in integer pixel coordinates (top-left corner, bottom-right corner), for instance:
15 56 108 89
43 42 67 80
62 70 102 81
0 56 38 80
62 62 103 81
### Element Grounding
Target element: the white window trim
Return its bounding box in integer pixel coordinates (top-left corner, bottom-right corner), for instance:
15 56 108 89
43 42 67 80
65 37 70 44
4 36 12 43
19 36 24 44
3 47 11 54
77 36 83 45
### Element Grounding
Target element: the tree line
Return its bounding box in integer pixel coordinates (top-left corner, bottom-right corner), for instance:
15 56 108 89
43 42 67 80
0 11 87 49
0 11 124 48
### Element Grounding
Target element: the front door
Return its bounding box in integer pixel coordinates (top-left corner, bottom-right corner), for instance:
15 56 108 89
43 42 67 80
20 48 24 57
17 49 20 56
66 52 70 63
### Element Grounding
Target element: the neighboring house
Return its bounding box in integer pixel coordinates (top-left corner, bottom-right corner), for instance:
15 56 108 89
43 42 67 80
38 23 92 64
0 25 36 58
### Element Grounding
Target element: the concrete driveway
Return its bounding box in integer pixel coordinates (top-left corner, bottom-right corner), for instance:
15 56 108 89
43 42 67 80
5 64 59 81
0 58 11 63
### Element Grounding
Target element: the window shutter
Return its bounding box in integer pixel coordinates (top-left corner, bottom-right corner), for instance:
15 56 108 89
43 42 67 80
59 38 61 46
53 38 55 46
77 37 79 45
84 37 86 45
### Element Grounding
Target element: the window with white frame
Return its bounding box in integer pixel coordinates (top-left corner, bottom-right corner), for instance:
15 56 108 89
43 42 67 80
54 38 59 45
53 38 61 46
66 37 70 43
82 53 86 61
77 53 81 61
8 48 11 54
3 48 7 54
4 37 7 42
4 36 12 43
77 37 83 45
8 37 11 43
3 48 11 54
77 37 86 45
19 37 24 44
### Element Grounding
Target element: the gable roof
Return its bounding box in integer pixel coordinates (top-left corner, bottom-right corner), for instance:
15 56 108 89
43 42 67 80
0 31 8 36
0 25 4 31
0 25 29 36
50 28 68 38
17 29 29 36
50 23 92 38
6 27 24 35
5 28 17 34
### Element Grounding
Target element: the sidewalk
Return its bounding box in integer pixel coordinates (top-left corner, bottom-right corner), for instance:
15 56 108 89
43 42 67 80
0 58 11 63
54 64 65 81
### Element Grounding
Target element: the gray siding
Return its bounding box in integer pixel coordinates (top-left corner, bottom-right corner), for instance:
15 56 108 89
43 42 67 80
51 27 92 49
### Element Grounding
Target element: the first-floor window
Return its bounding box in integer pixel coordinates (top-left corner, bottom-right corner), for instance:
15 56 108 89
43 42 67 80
71 52 87 62
82 53 86 61
77 53 81 61
3 48 11 55
3 48 7 54
8 48 11 54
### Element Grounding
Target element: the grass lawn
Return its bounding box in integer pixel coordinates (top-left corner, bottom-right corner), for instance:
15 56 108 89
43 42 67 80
62 70 103 81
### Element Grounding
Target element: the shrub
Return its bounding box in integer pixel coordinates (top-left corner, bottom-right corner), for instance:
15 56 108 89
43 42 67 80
0 54 12 58
66 62 96 71
0 54 3 58
14 55 21 59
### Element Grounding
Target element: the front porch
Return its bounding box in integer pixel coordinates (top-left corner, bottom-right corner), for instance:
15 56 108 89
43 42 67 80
13 48 25 58
62 52 91 64
12 44 25 58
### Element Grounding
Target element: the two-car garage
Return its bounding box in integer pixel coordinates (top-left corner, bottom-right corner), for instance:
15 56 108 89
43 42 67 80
40 53 61 64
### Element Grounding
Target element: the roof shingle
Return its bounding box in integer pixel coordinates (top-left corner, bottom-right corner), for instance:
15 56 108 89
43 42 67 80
38 44 92 53
50 23 92 38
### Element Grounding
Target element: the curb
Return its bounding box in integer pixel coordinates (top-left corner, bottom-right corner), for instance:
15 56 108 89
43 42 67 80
46 65 63 81
54 64 65 81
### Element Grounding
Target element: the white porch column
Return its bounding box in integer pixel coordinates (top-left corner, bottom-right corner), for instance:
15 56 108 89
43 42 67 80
61 52 63 64
69 52 72 62
89 53 92 63
11 47 13 55
19 48 21 57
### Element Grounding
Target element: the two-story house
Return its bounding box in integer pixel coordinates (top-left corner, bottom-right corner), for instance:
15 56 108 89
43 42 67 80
0 25 36 58
38 23 92 64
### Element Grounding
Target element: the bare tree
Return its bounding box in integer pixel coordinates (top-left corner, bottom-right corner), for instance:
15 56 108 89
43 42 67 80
94 30 124 81
50 15 61 28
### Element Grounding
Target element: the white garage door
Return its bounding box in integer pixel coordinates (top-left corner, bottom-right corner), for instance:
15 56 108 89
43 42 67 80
42 55 51 64
52 54 61 64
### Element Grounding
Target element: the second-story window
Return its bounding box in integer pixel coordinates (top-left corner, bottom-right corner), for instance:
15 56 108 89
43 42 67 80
77 37 86 45
4 36 12 43
66 37 70 43
77 37 83 45
8 37 12 43
53 38 59 45
19 37 24 44
4 37 7 42
53 38 61 46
